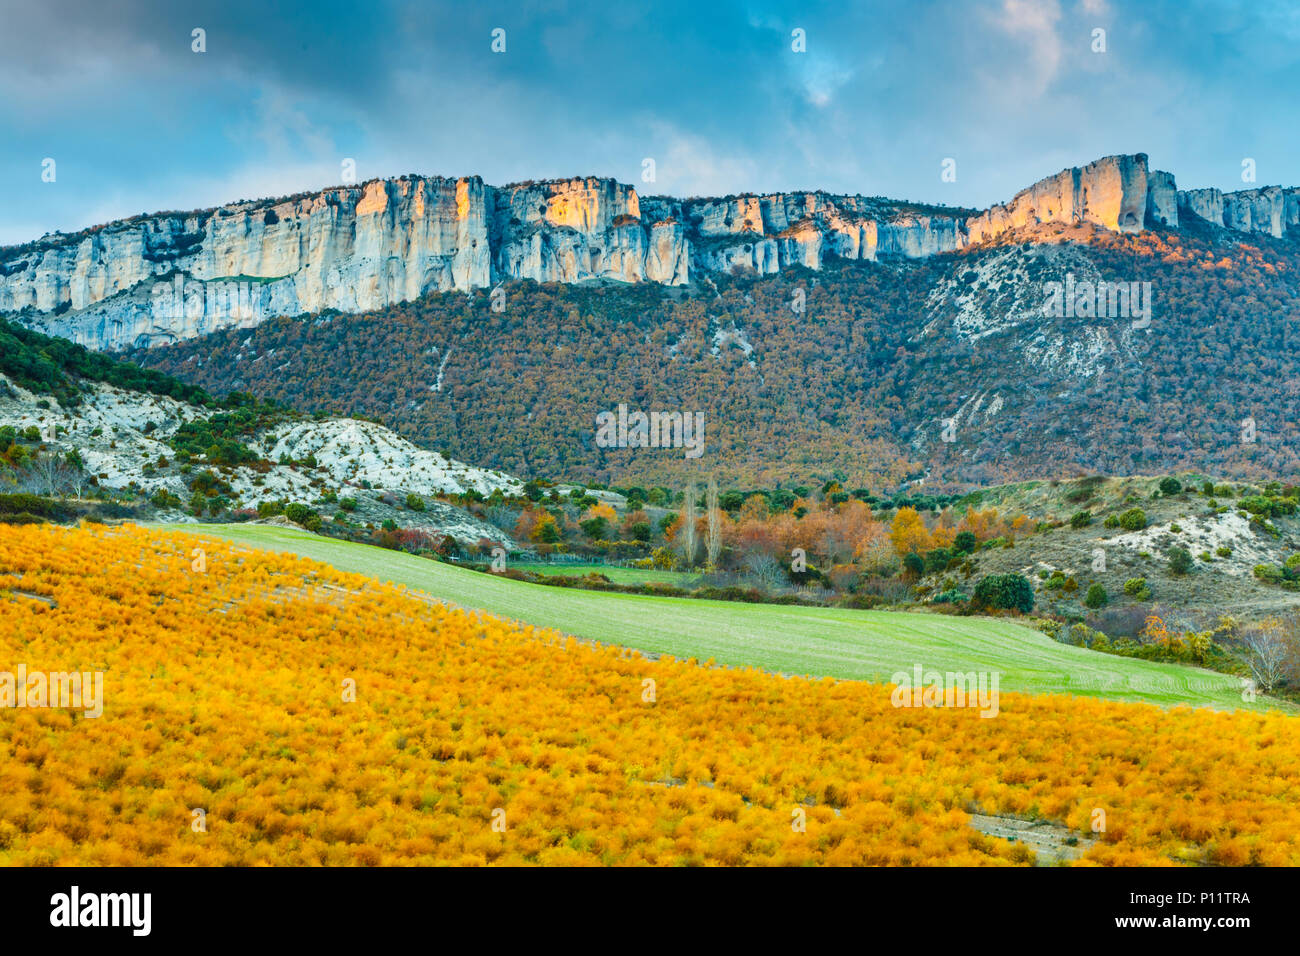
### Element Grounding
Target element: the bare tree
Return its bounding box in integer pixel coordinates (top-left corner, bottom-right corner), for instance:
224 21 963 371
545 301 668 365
484 504 522 535
680 482 698 568
705 474 721 569
15 453 80 497
68 470 89 499
1241 619 1290 694
742 553 786 593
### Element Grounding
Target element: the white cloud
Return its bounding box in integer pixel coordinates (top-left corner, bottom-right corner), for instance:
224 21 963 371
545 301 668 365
642 124 762 197
234 90 339 165
797 57 856 108
992 0 1065 94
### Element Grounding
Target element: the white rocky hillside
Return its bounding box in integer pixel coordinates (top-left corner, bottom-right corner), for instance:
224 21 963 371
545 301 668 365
1100 511 1281 578
0 373 519 545
247 418 522 498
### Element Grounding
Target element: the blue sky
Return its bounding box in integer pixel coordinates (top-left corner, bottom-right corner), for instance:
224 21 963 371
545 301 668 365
3 0 1300 245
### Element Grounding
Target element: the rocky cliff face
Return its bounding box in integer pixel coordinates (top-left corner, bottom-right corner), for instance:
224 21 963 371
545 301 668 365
2 175 496 348
491 177 683 284
1 175 969 350
640 190 967 277
6 153 1300 351
1146 170 1179 227
966 154 1158 242
1178 184 1300 238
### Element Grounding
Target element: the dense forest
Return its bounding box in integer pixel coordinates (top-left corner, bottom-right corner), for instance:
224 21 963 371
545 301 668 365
129 226 1300 491
0 317 213 408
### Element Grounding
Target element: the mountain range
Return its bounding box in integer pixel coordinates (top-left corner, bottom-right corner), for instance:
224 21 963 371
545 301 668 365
5 153 1300 490
5 153 1300 352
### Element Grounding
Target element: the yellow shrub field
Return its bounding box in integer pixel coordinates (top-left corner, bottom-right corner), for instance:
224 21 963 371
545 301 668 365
1 522 1298 866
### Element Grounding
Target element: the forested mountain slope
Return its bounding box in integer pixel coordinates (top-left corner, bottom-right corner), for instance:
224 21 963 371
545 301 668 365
133 225 1300 490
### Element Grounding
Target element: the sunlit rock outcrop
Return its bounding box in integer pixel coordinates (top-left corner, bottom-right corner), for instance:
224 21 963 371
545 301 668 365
966 154 1157 242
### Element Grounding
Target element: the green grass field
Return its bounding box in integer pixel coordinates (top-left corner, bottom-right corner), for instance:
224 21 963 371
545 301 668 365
506 562 690 585
163 523 1289 712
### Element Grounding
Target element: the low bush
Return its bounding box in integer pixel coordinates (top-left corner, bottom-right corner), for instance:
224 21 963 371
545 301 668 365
0 493 76 522
971 574 1033 613
1118 508 1148 531
284 502 315 526
1123 577 1152 600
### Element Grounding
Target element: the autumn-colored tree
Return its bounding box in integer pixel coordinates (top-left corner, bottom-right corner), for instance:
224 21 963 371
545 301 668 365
1141 615 1170 646
736 494 770 525
929 526 957 549
513 508 541 541
730 504 780 562
820 499 880 565
583 502 617 524
890 507 932 557
530 512 561 543
853 519 892 569
959 507 1004 543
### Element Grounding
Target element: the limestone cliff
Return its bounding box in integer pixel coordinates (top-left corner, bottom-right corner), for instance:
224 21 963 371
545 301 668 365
1178 184 1300 238
1146 170 1179 227
1178 187 1224 226
2 175 495 348
6 153 1300 352
1 174 969 350
965 154 1157 242
641 190 967 276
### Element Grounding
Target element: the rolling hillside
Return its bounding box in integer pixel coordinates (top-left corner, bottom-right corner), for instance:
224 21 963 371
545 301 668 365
168 522 1284 712
133 224 1300 491
8 521 1300 867
0 317 517 545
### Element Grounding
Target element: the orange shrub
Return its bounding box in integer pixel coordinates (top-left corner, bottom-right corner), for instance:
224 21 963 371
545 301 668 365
0 523 1297 866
